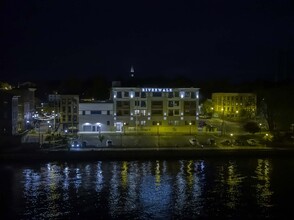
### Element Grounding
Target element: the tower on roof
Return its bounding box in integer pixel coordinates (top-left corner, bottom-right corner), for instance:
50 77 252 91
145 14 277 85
130 65 135 78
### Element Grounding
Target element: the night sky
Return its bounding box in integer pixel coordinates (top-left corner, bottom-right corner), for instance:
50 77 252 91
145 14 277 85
1 0 294 83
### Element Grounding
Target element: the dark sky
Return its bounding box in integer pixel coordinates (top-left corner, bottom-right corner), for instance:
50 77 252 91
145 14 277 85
1 0 294 83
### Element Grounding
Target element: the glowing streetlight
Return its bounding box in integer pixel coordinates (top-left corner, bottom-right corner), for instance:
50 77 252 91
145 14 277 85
230 133 234 146
189 122 192 135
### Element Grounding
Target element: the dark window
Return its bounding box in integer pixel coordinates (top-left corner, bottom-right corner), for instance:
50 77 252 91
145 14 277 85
107 121 110 125
91 111 101 114
168 92 173 98
82 111 85 115
152 92 162 97
151 110 162 115
124 91 129 97
141 101 146 107
135 92 140 97
107 110 110 115
117 92 122 98
141 92 146 98
174 92 179 97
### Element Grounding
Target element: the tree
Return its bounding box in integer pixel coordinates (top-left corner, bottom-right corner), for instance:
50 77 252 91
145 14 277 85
243 121 260 134
98 134 105 146
202 99 213 116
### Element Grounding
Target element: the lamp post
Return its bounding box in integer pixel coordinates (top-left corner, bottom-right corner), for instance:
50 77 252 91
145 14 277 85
230 133 234 146
157 122 160 147
38 121 41 147
189 122 192 135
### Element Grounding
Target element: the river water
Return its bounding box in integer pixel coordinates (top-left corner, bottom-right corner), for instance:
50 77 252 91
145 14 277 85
1 158 294 219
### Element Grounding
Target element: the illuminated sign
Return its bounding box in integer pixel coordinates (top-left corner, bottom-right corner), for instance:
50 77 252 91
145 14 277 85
141 88 173 92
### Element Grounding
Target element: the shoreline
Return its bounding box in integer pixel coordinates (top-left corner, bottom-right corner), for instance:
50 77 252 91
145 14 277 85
1 147 294 162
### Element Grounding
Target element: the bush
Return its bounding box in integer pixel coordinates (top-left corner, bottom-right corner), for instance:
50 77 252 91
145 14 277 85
243 121 260 134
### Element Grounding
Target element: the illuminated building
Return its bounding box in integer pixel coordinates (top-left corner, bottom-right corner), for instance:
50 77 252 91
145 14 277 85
59 95 79 132
78 101 113 133
111 83 200 133
212 93 256 118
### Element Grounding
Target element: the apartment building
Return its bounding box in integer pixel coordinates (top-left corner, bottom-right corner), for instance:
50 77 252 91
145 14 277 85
59 95 79 132
111 85 200 133
212 93 256 118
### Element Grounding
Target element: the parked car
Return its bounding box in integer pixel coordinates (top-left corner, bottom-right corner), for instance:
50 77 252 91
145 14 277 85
247 139 258 146
106 139 113 147
234 139 245 146
71 140 81 148
189 138 198 146
189 138 203 147
221 139 232 146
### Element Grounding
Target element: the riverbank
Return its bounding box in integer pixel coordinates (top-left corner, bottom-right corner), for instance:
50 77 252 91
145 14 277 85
1 146 294 162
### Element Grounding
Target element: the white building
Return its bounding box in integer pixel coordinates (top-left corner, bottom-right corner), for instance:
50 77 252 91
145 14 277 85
79 101 114 133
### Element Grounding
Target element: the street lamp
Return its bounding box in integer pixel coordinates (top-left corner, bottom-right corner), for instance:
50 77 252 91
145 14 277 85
157 122 160 147
230 133 234 146
189 122 192 135
123 122 126 134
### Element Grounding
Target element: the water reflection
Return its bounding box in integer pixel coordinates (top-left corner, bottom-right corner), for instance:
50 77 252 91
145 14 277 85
3 158 288 219
255 159 273 209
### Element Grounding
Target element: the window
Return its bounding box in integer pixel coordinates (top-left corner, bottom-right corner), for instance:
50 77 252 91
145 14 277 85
141 101 146 107
124 92 129 97
174 92 179 97
117 92 122 98
135 92 140 97
82 111 85 115
152 92 162 97
91 110 101 114
168 101 179 107
168 109 173 116
151 110 162 115
107 110 110 115
174 110 179 115
168 93 173 98
107 121 110 125
141 92 146 98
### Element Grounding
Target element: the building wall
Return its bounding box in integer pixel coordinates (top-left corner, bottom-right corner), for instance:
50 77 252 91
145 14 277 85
59 95 79 131
212 93 257 118
111 87 200 132
78 102 114 132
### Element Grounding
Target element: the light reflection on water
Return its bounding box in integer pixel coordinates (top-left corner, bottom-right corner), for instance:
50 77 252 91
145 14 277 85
2 158 294 219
